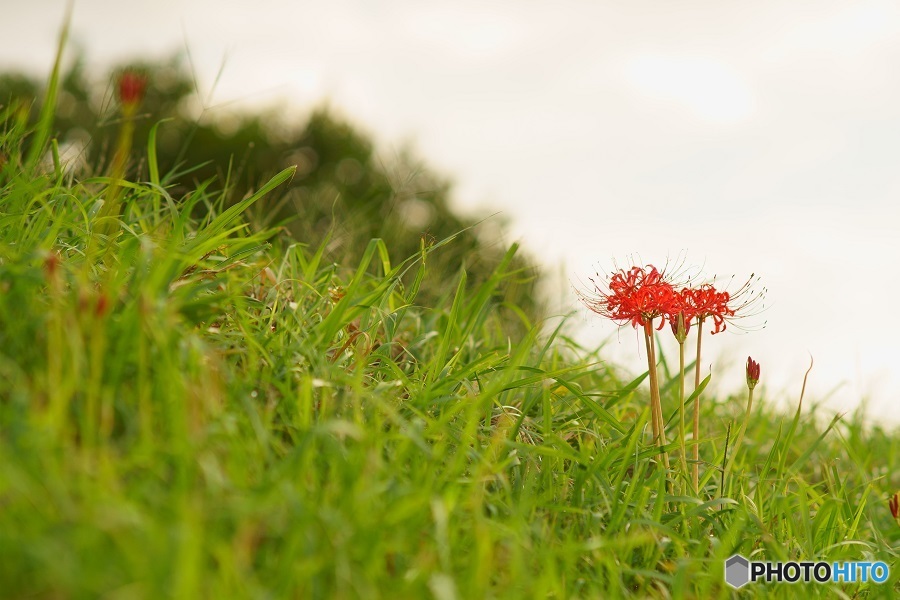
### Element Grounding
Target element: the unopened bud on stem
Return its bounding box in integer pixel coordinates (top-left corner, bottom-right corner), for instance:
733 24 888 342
746 356 760 389
670 312 690 343
117 70 147 115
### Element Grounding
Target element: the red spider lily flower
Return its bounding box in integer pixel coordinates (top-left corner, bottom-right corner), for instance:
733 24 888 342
679 284 733 334
890 492 900 521
117 70 147 110
579 265 679 329
693 276 767 334
746 356 760 389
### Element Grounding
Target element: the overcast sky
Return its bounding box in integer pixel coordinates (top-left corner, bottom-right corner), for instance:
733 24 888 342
5 0 900 422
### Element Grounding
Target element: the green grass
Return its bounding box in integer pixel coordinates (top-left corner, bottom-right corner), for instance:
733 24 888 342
1 38 899 599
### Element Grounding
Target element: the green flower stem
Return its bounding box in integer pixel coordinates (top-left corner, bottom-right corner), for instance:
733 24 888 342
692 316 705 493
644 321 669 470
728 385 755 478
94 106 136 241
678 336 688 489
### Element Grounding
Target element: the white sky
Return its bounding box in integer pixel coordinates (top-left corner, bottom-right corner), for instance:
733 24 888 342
5 0 900 422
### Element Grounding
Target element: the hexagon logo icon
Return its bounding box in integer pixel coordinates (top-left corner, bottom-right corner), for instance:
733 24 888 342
725 554 751 589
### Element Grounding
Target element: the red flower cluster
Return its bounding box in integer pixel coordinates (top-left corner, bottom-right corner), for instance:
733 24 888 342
677 284 734 334
604 266 674 329
580 264 741 334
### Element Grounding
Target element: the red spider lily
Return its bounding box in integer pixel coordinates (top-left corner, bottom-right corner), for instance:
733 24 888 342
746 356 760 389
579 265 679 329
579 264 678 467
679 284 733 334
117 70 147 109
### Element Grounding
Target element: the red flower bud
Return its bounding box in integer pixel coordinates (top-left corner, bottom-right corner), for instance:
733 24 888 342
746 356 760 389
669 311 690 342
95 293 109 318
43 252 60 279
117 70 147 109
891 492 900 520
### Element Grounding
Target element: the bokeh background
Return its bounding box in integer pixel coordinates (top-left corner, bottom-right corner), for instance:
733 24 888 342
4 0 899 420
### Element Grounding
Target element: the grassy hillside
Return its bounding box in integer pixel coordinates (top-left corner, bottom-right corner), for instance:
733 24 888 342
0 40 898 599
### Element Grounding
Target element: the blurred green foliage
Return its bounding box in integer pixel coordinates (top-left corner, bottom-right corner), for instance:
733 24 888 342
0 54 538 318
